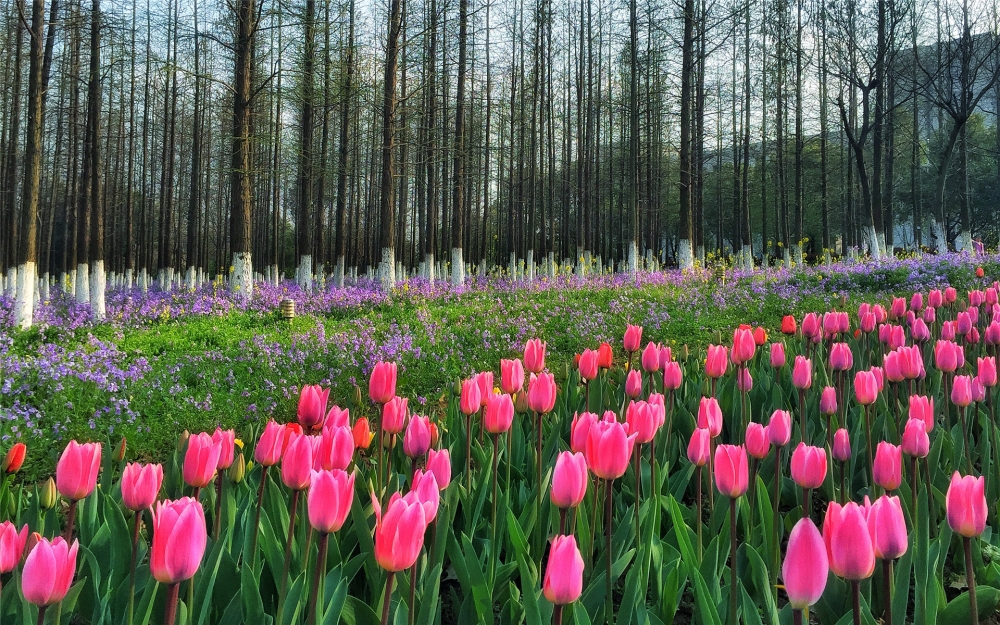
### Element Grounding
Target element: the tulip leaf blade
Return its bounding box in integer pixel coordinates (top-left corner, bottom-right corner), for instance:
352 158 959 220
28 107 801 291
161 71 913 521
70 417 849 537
938 587 1000 625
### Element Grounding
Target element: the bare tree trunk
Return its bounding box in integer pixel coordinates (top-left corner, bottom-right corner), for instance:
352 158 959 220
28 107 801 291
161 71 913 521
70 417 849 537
230 0 259 299
678 0 695 269
378 0 404 288
296 0 316 289
450 0 468 284
87 0 105 319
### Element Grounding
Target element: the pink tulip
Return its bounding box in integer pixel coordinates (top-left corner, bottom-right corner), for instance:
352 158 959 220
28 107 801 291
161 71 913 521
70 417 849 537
854 371 878 406
476 372 494 407
426 449 452 490
782 518 828 610
908 395 935 432
952 374 974 407
912 318 931 342
830 343 853 371
802 312 820 338
183 432 222 489
585 418 637 480
369 362 398 404
884 351 904 383
663 361 683 390
382 396 409 434
324 405 350 430
625 401 658 444
121 462 164 512
308 469 355 533
21 536 78 605
924 306 937 325
524 339 547 374
833 429 852 462
0 521 28 573
297 384 330 429
705 345 729 378
737 368 753 392
941 321 956 341
551 451 588 509
571 412 598 454
946 472 987 537
501 358 525 394
659 345 673 368
770 343 786 368
910 292 924 311
697 397 723 438
945 286 957 304
867 495 908 560
987 321 1000 345
873 442 902 491
56 441 102 501
870 366 885 391
543 535 585 605
935 340 960 373
315 425 355 471
714 445 749 498
403 415 433 459
213 428 236 470
767 410 793 447
745 422 771 460
687 428 711 466
623 325 643 353
255 420 285 466
973 378 987 402
460 377 483 416
823 502 875 580
820 386 838 416
731 327 756 365
150 498 207 584
861 311 877 333
578 349 600 382
979 357 998 387
625 369 643 398
373 491 429 571
484 392 515 434
281 432 314 491
791 443 827 489
641 342 661 372
901 418 930 458
957 311 973 334
929 289 943 308
792 356 812 389
527 373 557 414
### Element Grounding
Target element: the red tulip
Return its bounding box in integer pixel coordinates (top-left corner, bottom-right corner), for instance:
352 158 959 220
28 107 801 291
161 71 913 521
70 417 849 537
426 449 452 490
714 445 749 498
369 362 398 404
551 451 588 509
705 345 729 378
687 428 711 466
623 325 643 353
745 422 771 460
823 502 875 580
543 535 585 605
21 536 78 605
947 472 987 537
833 428 852 462
585 417 637 480
255 420 285 466
56 441 102 501
792 355 812 389
854 370 878 406
2 443 26 474
597 342 613 369
500 358 525 394
791 443 827 489
754 327 768 346
150 498 206 584
183 432 222 489
782 518 828 610
767 410 792 447
353 418 372 450
697 397 723 438
770 342 786 368
308 469 355 533
281 432 314 491
0 521 28 573
121 462 164 512
527 372 557 414
403 415 432 459
867 495 908 560
663 361 683 390
297 384 330 429
901 418 929 458
951 374 974 407
524 339 547 374
212 428 236 470
373 491 429 571
873 442 902 491
781 315 798 335
731 327 756 365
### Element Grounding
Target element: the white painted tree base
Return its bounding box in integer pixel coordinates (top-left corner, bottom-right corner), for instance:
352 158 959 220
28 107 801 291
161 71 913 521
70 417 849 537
627 241 639 275
90 261 106 321
678 239 694 270
297 255 313 290
451 248 464 285
379 247 395 290
14 262 36 329
231 252 253 300
76 263 90 304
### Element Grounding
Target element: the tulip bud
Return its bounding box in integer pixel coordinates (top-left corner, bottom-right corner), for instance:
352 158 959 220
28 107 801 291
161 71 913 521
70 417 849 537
714 445 749 498
353 418 373 450
114 438 127 463
228 453 246 484
178 430 191 453
2 443 26 474
791 443 827 489
792 356 812 390
625 369 643 399
901 418 929 458
745 423 771 460
40 478 57 510
687 428 711 467
946 472 987 538
352 384 364 409
819 386 838 416
770 343 786 368
833 429 851 462
873 442 902 491
782 518 828 610
514 390 529 413
767 410 793 447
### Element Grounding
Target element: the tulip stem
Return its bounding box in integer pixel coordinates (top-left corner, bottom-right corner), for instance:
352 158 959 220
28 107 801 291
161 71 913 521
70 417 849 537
490 433 500 588
959 407 974 474
851 580 861 625
771 446 781 604
466 413 473 490
251 465 268 568
882 558 893 625
377 416 385 497
839 461 846 505
162 583 180 625
634 446 641 546
214 475 224 541
278 489 301 625
864 405 874 490
63 499 78 542
911 457 919 521
553 605 563 625
307 532 329 625
965 537 979 625
408 562 417 625
729 497 738 625
380 572 395 625
924 459 936 536
128 513 142 625
605 478 614 625
695 467 702 564
798 389 806 443
35 605 45 625
792 609 803 625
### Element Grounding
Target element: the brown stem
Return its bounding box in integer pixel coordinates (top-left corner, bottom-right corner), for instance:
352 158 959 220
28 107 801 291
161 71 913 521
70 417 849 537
307 533 330 625
729 497 738 625
966 537 979 625
251 465 268 567
553 604 564 625
883 558 893 625
162 584 180 625
63 499 78 542
605 478 614 625
852 580 861 625
380 572 395 625
408 561 417 625
214 475 224 541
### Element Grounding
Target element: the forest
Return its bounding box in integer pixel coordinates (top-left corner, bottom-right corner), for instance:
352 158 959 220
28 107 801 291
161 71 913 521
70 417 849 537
2 0 1000 328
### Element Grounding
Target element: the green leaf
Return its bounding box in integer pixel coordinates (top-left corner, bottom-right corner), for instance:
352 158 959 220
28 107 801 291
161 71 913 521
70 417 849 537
340 595 381 625
281 573 306 625
938 587 1000 625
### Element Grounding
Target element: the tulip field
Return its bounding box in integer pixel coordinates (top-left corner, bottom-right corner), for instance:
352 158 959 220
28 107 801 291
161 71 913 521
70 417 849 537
4 254 1000 625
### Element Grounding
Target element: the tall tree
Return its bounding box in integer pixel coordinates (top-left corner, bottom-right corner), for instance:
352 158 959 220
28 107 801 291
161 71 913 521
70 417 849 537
378 0 404 288
451 0 469 284
297 0 316 288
